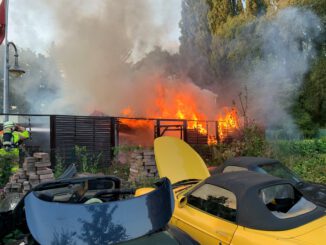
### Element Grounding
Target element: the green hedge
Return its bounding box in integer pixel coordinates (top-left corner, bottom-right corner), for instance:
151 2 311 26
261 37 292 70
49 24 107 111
269 138 326 157
194 138 326 184
268 139 326 184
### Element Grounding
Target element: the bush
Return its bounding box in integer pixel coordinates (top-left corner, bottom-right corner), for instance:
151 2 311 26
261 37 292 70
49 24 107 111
192 126 325 184
53 154 65 179
75 145 102 174
267 139 326 184
204 124 267 166
0 155 18 188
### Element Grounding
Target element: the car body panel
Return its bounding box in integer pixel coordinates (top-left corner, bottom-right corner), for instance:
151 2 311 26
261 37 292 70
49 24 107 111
153 137 326 245
154 136 210 184
231 216 326 245
171 204 237 245
24 177 174 245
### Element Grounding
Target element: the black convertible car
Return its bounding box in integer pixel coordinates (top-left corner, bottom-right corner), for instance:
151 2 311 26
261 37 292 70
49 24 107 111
215 157 326 208
0 176 198 244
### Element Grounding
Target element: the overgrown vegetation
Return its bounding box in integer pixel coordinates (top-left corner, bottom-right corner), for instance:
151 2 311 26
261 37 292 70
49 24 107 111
105 162 130 181
200 126 326 184
180 0 326 137
75 145 103 174
53 154 65 178
267 139 326 184
0 155 18 188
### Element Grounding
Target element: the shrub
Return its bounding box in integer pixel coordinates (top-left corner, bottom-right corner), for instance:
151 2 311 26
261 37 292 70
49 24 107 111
75 145 103 174
0 155 18 188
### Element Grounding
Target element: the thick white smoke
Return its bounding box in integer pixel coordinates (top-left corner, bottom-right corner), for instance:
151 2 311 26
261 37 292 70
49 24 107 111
7 1 324 141
244 8 322 137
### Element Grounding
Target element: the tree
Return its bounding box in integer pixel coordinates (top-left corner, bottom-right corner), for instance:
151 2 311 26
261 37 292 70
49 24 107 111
292 54 326 137
207 0 234 34
236 0 244 14
179 0 214 87
245 0 269 16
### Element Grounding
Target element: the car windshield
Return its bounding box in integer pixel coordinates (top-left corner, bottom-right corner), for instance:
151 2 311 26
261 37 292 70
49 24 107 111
257 163 301 183
260 184 316 219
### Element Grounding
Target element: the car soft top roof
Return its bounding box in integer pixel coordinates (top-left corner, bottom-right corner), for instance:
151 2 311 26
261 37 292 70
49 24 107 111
204 172 325 231
223 156 280 169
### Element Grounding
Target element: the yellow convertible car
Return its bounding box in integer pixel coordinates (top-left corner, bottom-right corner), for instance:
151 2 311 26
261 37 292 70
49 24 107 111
154 136 326 245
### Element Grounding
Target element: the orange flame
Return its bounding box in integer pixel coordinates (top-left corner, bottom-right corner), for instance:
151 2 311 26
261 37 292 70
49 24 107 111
120 80 240 143
217 107 240 141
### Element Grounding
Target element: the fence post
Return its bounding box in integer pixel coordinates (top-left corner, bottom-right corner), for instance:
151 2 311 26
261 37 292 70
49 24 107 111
110 117 117 164
50 115 56 168
216 121 220 143
183 120 188 142
155 119 161 138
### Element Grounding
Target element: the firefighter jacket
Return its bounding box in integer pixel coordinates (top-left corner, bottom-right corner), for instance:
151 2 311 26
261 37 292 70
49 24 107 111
0 129 30 157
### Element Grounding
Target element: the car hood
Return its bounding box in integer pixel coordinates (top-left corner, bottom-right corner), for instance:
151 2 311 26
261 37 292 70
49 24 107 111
24 178 174 245
154 136 210 184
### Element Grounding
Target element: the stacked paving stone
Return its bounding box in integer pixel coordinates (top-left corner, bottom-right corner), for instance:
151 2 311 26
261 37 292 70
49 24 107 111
128 149 157 181
33 153 54 183
4 169 27 193
4 153 54 194
142 150 157 177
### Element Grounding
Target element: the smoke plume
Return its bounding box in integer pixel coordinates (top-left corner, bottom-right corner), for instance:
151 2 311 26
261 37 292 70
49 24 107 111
244 8 322 137
8 1 324 140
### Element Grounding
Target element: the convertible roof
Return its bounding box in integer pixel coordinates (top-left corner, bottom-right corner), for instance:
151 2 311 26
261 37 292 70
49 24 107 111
205 171 283 195
203 172 325 231
223 156 279 169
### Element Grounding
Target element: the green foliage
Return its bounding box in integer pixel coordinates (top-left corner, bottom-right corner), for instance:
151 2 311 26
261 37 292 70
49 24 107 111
179 0 214 86
268 138 326 157
53 154 65 179
240 124 267 156
180 0 326 136
197 124 266 166
75 145 102 174
112 145 144 157
0 155 18 188
292 55 326 137
193 130 325 184
207 0 234 34
280 155 326 184
2 229 25 244
127 176 160 189
245 0 269 16
105 163 130 181
267 139 326 184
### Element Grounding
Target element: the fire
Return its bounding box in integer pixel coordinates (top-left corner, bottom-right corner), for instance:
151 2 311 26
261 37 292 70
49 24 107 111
120 79 240 144
120 106 153 128
217 107 240 141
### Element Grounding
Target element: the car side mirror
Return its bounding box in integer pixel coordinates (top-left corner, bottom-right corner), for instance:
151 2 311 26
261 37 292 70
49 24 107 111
178 196 187 208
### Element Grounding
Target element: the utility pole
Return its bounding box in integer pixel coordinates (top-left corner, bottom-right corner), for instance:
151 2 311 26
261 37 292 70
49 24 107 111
3 0 9 121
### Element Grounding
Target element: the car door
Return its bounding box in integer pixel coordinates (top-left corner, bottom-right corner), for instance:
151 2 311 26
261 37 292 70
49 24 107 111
173 184 238 245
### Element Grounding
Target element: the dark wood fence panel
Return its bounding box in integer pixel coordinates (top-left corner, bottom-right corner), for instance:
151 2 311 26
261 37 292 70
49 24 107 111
50 115 114 169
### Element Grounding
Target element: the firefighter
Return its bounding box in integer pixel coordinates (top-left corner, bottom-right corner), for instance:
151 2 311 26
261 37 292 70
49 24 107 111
0 121 30 173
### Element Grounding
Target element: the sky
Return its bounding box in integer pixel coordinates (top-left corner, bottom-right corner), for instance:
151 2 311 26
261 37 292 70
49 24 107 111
7 0 182 57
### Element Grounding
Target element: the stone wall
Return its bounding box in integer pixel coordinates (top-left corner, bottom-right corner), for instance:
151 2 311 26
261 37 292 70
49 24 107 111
4 152 54 194
128 149 158 182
